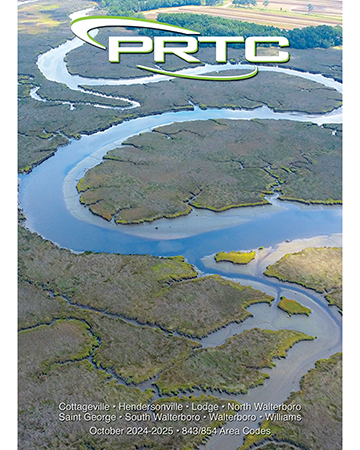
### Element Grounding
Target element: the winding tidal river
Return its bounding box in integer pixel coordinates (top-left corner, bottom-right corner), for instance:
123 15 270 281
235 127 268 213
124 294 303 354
18 9 342 449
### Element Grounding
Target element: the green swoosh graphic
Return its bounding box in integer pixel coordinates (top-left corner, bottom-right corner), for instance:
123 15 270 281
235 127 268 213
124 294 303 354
137 65 258 81
71 16 199 50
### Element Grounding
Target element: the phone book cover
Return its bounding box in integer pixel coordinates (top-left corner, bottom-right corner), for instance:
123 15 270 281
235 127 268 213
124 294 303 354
17 1 343 449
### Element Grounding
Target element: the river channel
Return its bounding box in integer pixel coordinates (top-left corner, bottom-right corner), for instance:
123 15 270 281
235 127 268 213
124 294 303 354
18 8 342 449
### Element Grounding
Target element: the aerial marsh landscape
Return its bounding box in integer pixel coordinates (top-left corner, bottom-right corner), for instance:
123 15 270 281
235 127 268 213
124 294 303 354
17 0 343 449
77 119 341 224
155 328 314 395
240 353 342 450
265 247 342 311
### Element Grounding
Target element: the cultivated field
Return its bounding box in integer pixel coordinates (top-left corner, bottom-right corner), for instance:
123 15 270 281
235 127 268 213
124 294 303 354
145 0 342 30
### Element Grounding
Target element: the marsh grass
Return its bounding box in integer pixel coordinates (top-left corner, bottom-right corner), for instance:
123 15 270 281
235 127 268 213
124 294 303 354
18 226 274 338
277 296 311 316
215 250 256 265
156 328 314 394
265 247 342 310
78 119 341 224
240 354 342 450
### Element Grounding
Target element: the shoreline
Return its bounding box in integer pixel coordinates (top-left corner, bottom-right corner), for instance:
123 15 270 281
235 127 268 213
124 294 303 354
201 233 342 279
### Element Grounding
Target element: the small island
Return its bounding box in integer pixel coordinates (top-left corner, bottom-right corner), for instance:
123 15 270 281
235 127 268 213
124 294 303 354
277 296 311 316
214 250 256 265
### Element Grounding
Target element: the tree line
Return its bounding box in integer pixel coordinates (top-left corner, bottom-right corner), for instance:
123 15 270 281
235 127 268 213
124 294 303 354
96 0 202 16
94 1 342 49
156 12 342 48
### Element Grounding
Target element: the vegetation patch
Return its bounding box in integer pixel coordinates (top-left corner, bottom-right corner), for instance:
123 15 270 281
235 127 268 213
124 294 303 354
18 358 153 450
215 250 256 265
18 280 199 384
77 119 341 224
18 226 273 338
155 328 314 394
18 351 239 450
325 288 342 310
18 3 62 33
18 280 78 329
264 247 342 311
240 353 342 450
280 48 342 82
277 296 311 316
90 313 200 383
18 275 243 449
19 319 98 378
